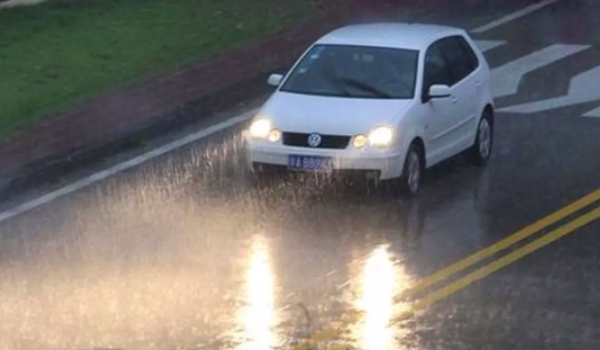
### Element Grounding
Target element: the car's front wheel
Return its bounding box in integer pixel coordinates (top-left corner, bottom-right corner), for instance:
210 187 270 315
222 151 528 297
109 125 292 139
398 143 424 198
468 110 494 166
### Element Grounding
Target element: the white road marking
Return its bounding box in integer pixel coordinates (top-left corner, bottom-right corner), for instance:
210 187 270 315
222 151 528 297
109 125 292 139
0 0 570 222
582 106 600 118
499 65 600 114
474 40 507 53
0 0 51 9
471 0 562 34
490 44 590 99
0 113 253 224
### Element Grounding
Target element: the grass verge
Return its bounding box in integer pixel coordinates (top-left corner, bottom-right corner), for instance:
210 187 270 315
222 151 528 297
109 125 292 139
0 0 320 138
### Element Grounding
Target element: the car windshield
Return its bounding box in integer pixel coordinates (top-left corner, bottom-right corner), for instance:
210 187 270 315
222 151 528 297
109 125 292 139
279 44 419 99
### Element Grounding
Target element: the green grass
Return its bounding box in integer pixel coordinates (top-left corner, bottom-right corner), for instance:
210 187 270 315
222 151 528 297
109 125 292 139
0 0 319 138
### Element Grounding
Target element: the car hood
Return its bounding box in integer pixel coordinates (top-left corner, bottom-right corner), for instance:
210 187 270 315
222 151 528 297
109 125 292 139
258 91 414 135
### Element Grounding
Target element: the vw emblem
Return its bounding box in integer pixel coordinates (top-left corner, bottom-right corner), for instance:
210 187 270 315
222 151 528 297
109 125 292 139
307 133 322 147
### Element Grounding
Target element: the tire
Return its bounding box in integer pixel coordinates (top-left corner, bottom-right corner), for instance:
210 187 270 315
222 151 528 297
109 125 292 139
398 143 424 198
468 110 494 166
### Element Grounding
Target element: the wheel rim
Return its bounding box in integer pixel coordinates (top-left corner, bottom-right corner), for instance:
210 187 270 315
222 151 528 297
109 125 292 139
407 151 420 194
478 118 491 159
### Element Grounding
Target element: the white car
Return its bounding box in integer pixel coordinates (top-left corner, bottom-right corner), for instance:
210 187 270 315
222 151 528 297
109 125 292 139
244 22 495 197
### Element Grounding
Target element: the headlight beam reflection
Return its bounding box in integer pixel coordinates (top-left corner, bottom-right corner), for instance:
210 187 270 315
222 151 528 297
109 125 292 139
355 245 398 350
236 235 278 350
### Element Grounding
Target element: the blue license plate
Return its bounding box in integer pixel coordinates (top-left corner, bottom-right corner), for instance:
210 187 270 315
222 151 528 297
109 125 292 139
288 155 333 172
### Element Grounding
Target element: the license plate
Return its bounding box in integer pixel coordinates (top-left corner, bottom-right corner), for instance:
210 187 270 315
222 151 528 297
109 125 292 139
288 155 333 172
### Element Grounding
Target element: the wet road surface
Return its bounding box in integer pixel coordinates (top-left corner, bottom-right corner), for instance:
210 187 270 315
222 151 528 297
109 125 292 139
2 0 600 349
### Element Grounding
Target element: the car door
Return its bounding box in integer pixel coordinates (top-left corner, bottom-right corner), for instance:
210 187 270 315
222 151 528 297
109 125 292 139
438 35 480 154
421 40 459 166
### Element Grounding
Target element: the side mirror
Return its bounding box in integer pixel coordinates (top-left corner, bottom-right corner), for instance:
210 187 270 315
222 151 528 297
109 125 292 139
267 73 283 87
427 84 451 99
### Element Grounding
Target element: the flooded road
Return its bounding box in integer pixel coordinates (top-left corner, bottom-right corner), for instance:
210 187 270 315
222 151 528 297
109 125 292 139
2 0 600 349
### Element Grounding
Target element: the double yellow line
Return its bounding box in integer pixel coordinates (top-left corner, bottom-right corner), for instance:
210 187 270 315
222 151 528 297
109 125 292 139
292 188 600 349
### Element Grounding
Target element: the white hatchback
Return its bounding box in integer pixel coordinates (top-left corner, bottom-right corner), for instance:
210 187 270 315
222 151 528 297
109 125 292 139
244 23 495 197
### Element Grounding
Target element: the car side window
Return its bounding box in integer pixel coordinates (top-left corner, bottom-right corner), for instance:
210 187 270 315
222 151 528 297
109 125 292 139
456 36 480 73
439 36 479 85
423 42 452 90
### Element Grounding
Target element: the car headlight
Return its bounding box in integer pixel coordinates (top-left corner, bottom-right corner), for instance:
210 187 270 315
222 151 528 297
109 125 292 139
268 128 281 142
249 119 272 138
352 134 368 148
368 126 394 147
249 118 281 142
249 119 271 138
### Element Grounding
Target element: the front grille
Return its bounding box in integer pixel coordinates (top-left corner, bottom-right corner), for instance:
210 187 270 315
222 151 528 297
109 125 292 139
282 132 351 149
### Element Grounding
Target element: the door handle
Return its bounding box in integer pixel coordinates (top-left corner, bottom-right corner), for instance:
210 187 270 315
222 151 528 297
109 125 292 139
451 96 458 104
475 80 482 86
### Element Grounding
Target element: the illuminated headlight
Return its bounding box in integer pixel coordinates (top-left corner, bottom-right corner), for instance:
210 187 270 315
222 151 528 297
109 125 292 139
268 129 281 142
248 118 281 142
368 126 394 147
249 119 272 138
352 134 368 148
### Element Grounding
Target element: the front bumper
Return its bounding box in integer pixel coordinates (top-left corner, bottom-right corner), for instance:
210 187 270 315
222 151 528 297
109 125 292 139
245 140 405 181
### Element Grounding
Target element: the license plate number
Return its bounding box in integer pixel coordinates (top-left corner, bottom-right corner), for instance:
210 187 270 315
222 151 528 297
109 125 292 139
288 155 332 172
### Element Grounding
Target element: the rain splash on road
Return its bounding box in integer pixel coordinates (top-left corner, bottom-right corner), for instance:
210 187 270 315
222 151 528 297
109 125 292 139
0 132 426 350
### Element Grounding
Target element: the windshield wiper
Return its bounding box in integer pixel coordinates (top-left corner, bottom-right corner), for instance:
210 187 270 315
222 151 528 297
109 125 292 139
320 63 393 98
336 77 394 99
321 68 353 97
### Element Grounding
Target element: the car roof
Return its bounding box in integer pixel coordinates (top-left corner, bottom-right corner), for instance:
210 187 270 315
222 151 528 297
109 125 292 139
315 22 466 51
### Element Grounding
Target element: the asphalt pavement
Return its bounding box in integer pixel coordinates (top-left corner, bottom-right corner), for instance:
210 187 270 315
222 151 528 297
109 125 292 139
2 0 600 349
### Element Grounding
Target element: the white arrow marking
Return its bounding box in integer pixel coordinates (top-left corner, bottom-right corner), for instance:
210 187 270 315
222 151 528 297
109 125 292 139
499 65 600 114
475 40 507 53
490 44 590 99
582 106 600 118
471 0 561 34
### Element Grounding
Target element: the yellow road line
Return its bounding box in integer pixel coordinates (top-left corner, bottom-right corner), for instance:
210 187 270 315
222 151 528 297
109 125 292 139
293 208 600 350
395 188 600 301
393 205 600 322
289 189 600 350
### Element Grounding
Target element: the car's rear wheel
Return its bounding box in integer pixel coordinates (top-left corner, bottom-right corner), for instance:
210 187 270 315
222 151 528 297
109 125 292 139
468 110 494 166
398 143 424 198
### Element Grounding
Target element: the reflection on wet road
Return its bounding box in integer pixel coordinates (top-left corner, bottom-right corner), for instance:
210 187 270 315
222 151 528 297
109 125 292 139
3 0 600 349
0 131 489 350
236 235 278 350
353 246 401 350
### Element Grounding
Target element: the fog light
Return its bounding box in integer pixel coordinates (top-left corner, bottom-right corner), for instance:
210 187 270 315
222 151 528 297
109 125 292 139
352 134 368 148
268 129 281 142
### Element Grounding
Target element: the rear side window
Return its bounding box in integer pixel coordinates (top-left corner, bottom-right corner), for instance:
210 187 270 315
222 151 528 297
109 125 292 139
456 36 480 73
439 35 479 85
